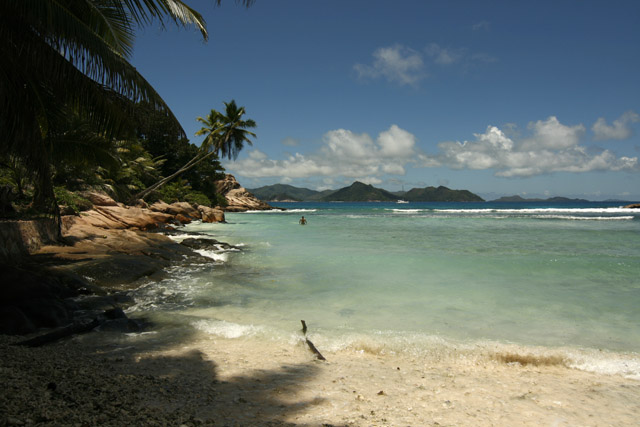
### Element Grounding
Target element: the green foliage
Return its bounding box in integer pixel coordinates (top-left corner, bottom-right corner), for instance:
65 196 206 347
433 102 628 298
0 0 253 215
214 193 229 207
155 179 211 206
53 187 92 214
403 186 484 202
248 184 317 201
0 0 212 215
323 181 399 202
195 100 257 161
185 192 213 207
98 140 164 201
134 101 226 204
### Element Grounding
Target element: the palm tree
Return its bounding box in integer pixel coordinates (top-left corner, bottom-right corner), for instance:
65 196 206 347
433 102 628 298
0 0 253 218
132 100 256 202
196 100 258 160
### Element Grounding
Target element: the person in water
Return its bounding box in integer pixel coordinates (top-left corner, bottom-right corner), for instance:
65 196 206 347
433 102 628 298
299 216 307 225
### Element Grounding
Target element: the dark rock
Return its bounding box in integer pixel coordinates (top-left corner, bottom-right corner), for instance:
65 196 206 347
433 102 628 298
180 238 240 252
104 307 127 319
179 238 221 250
0 264 81 334
19 297 72 329
97 318 141 332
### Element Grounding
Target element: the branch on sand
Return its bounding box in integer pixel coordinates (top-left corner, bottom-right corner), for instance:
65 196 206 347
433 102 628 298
301 320 326 361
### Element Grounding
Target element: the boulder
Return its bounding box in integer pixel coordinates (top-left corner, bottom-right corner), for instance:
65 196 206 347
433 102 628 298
214 174 274 212
623 203 640 209
174 213 192 224
0 265 79 334
78 191 118 206
149 201 202 220
198 205 225 223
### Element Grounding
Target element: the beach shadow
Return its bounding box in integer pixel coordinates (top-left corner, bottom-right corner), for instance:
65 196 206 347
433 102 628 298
79 328 326 426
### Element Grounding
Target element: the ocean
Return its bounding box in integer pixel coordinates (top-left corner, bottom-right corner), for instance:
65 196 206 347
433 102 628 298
128 201 640 379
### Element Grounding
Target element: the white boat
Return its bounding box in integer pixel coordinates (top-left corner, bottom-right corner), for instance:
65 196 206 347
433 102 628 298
396 200 409 204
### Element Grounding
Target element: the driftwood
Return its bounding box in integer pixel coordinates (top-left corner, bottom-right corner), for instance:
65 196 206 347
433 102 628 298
301 320 326 361
14 308 128 347
15 318 103 347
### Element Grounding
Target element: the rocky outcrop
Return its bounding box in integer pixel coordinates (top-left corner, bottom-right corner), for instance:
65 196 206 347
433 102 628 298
0 219 59 261
214 174 274 212
78 191 118 207
0 193 231 334
0 193 226 263
624 203 640 209
198 205 226 222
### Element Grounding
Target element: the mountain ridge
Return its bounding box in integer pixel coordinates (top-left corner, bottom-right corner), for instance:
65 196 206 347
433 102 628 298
249 182 484 202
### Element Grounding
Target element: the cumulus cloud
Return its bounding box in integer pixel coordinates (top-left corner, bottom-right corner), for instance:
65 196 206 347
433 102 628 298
227 125 419 181
592 110 640 141
354 45 425 86
435 117 638 177
520 116 585 150
229 116 638 185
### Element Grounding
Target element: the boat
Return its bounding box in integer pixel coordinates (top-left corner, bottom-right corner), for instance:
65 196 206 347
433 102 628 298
396 200 409 204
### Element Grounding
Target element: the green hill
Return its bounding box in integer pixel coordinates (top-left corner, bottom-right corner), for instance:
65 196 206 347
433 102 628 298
403 186 484 202
247 184 319 201
322 181 399 202
248 182 483 202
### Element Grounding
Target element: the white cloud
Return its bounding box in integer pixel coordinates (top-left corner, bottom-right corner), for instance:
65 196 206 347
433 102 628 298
378 124 417 157
230 116 639 185
435 118 638 177
354 45 426 86
521 116 585 150
227 125 419 182
359 176 383 185
425 43 462 65
355 43 496 86
592 110 640 141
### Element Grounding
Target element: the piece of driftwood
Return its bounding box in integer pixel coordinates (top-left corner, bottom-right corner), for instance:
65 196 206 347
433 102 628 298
300 320 326 361
15 318 103 347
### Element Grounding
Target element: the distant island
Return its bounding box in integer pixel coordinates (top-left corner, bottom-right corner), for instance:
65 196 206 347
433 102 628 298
248 181 484 202
492 195 591 203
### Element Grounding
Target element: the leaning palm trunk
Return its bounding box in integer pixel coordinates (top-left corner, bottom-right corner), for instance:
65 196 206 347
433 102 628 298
129 148 218 203
130 100 256 205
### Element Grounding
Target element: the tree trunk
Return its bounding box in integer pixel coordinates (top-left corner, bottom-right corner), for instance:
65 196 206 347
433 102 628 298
129 149 218 204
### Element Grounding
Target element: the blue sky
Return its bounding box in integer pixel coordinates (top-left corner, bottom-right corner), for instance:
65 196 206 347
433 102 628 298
132 0 640 200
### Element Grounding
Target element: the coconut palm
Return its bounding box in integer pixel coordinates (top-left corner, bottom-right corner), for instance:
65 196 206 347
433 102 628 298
132 100 256 202
0 0 253 216
197 100 257 161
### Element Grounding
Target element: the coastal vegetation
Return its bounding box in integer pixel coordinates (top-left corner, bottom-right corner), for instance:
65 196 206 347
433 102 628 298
0 0 254 221
132 100 256 203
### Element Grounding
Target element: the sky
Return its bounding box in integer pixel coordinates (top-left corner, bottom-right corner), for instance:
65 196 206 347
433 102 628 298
131 0 640 200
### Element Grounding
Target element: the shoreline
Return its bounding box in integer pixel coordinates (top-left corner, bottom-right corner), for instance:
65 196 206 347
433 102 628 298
2 328 640 426
2 200 640 425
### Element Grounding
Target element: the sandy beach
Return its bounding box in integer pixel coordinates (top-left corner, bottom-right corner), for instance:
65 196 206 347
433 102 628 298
2 201 640 426
2 327 639 426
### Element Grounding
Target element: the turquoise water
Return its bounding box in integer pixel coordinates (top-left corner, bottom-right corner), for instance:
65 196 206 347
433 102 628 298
129 202 640 375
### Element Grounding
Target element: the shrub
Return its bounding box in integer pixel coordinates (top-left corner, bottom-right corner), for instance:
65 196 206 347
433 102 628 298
54 187 92 214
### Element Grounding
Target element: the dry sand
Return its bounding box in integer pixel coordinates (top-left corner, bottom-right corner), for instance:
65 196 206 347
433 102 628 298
2 330 639 426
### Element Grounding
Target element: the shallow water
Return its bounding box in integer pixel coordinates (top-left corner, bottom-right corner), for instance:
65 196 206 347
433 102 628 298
128 201 640 378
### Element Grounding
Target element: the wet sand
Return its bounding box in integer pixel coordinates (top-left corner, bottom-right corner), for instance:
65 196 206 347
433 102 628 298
2 331 639 426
